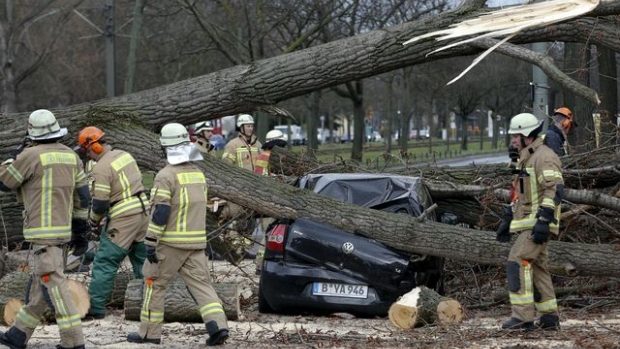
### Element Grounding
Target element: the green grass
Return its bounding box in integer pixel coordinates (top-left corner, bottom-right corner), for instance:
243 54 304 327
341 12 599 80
299 138 504 168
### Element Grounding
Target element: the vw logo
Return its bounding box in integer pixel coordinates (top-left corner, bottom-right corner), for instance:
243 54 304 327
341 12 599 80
342 242 355 254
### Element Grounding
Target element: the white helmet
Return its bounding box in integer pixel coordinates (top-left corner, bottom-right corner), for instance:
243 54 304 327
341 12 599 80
160 123 190 147
236 114 254 128
266 129 285 141
195 120 214 133
508 113 542 137
28 109 68 140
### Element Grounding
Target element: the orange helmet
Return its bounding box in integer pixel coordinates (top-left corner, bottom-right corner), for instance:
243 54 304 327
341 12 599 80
78 126 105 151
554 107 576 131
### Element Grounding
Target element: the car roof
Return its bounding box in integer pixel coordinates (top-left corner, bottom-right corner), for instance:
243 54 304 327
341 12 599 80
298 173 430 213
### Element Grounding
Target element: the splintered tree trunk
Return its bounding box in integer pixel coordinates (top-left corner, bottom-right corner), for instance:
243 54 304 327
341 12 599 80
0 271 89 323
389 286 463 329
124 278 240 322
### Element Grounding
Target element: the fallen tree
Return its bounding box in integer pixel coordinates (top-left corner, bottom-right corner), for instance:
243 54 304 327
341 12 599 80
192 156 620 278
1 1 620 156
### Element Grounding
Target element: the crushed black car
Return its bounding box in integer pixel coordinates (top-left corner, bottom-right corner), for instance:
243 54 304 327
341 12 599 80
258 173 453 316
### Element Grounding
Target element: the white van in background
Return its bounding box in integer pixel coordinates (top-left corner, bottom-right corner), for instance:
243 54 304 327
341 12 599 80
274 125 305 145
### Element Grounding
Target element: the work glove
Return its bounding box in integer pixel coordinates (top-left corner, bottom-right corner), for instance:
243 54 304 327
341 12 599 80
496 205 513 243
145 245 159 264
86 218 101 241
68 219 89 256
532 207 556 244
508 146 520 173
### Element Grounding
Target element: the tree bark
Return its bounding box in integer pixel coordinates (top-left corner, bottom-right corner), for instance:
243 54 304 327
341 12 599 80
123 278 240 322
190 156 620 277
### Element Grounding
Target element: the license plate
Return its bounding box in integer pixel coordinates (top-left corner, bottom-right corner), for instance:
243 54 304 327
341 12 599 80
312 282 368 299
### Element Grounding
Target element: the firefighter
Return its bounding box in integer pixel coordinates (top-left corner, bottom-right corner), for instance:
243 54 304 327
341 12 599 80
219 114 262 260
253 129 288 273
496 113 563 331
77 126 149 319
254 129 287 176
0 109 90 349
544 107 575 157
194 120 215 154
127 123 229 346
222 114 261 171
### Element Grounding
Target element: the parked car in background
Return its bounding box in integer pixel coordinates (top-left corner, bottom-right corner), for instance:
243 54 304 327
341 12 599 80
258 173 449 316
274 125 305 145
366 131 382 142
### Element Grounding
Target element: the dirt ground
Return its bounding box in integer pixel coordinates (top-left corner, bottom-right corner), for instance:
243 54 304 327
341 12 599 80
2 261 619 349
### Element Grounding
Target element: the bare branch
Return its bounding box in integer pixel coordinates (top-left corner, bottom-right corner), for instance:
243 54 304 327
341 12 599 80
471 38 600 105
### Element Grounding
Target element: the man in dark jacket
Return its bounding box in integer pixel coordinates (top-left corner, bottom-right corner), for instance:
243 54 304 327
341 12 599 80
544 107 575 157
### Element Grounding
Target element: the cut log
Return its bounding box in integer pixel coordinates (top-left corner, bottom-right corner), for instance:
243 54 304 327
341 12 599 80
0 298 23 326
124 278 240 322
388 286 464 329
0 271 89 322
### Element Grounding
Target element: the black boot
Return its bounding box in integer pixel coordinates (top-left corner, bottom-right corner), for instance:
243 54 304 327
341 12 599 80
0 327 27 349
56 345 86 349
536 314 560 330
206 321 229 346
126 332 161 344
501 317 535 331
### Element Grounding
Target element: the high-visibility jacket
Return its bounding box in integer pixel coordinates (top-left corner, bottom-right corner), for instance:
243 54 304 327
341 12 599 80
222 135 261 171
90 149 148 221
0 143 87 244
147 163 208 249
253 151 271 176
510 137 563 235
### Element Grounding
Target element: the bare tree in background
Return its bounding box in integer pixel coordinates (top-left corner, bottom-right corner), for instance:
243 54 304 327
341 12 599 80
0 0 82 113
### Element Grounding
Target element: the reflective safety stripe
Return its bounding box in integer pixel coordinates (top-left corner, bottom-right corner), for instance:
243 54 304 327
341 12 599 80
151 188 171 200
39 152 77 166
176 172 205 185
510 167 538 232
541 197 555 208
535 298 558 312
51 286 69 316
16 307 40 328
148 222 165 237
94 183 111 194
141 310 164 324
199 302 224 316
222 152 236 162
109 195 147 218
160 230 207 244
56 314 81 330
6 164 24 184
110 153 135 171
23 225 71 240
75 169 87 183
539 170 562 181
509 262 534 305
41 168 53 228
234 147 259 168
176 187 188 233
141 282 163 323
118 171 131 200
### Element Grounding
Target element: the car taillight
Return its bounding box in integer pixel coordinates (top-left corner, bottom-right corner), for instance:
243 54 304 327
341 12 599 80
266 224 287 254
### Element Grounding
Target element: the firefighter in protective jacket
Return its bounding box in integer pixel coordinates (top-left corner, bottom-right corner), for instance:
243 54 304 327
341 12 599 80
127 123 229 346
0 110 90 349
496 113 563 331
77 126 149 319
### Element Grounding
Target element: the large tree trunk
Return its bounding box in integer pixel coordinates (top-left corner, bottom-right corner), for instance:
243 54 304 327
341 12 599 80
190 156 620 277
124 278 240 322
2 2 620 157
